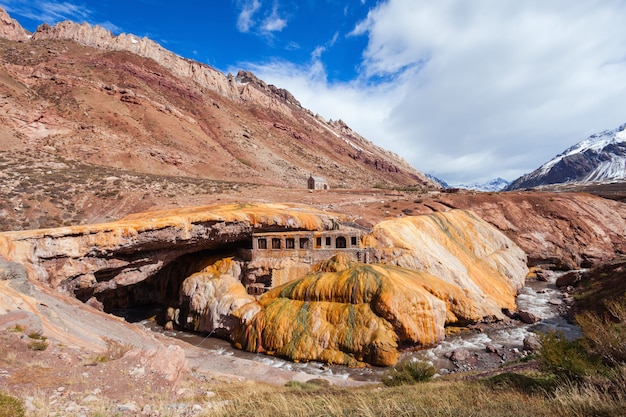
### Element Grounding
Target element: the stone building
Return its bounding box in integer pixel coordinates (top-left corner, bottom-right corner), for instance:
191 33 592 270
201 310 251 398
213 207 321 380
238 228 370 295
308 175 329 190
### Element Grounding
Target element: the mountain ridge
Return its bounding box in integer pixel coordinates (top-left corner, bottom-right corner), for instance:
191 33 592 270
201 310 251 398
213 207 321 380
0 7 436 193
508 122 626 190
455 177 510 192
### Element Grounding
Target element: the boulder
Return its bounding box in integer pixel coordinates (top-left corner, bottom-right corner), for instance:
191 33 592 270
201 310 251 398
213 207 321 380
123 345 187 385
518 310 541 324
535 270 555 282
556 271 582 288
177 258 258 337
447 348 472 362
364 210 528 317
523 334 542 352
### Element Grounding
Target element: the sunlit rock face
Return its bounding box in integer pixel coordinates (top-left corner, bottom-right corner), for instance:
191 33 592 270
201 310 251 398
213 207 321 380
0 203 344 295
232 209 529 367
174 258 259 338
235 257 453 366
365 210 528 316
1 203 529 368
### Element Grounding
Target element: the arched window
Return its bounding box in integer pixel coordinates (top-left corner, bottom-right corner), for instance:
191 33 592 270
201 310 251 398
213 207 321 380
336 236 347 249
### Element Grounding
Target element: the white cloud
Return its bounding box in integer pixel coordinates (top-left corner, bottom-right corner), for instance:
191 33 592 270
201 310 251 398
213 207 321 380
242 0 626 184
236 0 287 35
236 0 261 33
1 0 91 24
261 4 287 32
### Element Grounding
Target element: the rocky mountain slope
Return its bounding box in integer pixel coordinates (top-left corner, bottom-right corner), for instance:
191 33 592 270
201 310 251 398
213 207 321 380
0 7 436 226
508 122 626 190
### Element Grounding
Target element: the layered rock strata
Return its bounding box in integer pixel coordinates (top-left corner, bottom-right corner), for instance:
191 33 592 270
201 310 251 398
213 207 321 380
365 210 528 316
0 203 345 296
229 210 527 366
439 192 626 269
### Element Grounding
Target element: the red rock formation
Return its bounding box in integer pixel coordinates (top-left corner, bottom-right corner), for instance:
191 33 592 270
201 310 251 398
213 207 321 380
0 7 29 41
439 192 626 269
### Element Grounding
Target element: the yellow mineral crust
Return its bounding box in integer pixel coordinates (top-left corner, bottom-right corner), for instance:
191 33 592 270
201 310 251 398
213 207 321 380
180 258 258 333
364 210 528 315
234 258 481 366
233 210 528 367
0 203 344 284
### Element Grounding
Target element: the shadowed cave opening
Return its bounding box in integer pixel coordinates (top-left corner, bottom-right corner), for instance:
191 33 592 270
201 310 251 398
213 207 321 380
78 241 250 325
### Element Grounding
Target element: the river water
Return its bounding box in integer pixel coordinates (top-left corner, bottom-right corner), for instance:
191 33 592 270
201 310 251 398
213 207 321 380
136 275 582 382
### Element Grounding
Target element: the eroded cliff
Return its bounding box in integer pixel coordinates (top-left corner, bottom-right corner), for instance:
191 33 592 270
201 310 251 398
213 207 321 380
229 210 528 366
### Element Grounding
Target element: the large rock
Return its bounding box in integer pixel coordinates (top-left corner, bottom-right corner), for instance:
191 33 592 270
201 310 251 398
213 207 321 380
234 259 459 366
232 210 529 367
1 204 530 367
0 203 344 295
364 210 528 317
176 258 259 337
439 192 626 269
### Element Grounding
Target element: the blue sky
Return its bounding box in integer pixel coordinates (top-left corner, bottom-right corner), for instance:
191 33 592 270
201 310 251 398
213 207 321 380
2 0 626 185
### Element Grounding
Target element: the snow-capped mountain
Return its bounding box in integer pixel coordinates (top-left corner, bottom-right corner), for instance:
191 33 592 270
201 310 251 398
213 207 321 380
454 178 510 192
426 174 449 189
508 123 626 190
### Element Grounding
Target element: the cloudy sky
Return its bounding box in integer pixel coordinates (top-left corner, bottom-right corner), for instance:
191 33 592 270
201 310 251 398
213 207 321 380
3 0 626 185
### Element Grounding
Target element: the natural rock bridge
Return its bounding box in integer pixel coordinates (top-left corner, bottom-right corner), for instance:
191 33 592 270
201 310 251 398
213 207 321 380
0 203 529 366
0 204 345 307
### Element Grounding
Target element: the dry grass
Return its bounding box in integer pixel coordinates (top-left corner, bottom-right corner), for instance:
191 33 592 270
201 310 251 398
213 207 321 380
204 378 557 417
90 338 134 363
0 392 25 417
552 366 626 417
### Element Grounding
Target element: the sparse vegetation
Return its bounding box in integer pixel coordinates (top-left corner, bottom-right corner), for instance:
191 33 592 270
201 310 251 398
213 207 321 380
539 296 626 382
91 338 133 363
26 332 48 351
0 392 25 417
381 358 436 386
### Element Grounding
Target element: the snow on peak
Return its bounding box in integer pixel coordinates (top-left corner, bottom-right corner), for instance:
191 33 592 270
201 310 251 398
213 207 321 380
454 177 510 192
538 123 626 176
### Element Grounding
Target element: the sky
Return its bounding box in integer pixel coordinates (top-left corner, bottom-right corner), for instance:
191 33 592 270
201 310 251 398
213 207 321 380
2 0 626 185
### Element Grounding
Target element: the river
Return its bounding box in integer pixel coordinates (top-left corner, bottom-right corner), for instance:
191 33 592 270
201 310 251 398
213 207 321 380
132 274 581 382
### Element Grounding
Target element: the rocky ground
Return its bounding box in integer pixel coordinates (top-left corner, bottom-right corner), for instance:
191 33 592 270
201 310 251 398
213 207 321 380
1 274 565 417
0 272 368 417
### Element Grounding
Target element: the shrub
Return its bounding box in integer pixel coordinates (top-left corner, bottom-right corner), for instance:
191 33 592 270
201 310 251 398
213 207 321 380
93 338 133 362
539 331 603 382
0 392 25 417
27 340 48 351
486 372 553 394
382 359 436 386
9 324 25 333
576 297 626 367
27 332 48 351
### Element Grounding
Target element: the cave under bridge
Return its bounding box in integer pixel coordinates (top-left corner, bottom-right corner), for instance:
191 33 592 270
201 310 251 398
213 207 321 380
0 204 370 325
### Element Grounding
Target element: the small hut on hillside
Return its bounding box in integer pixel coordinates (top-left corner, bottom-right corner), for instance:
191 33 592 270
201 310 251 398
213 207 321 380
308 175 329 190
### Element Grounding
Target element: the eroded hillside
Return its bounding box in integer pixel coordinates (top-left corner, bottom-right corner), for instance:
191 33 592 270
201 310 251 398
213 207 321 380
0 7 434 197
